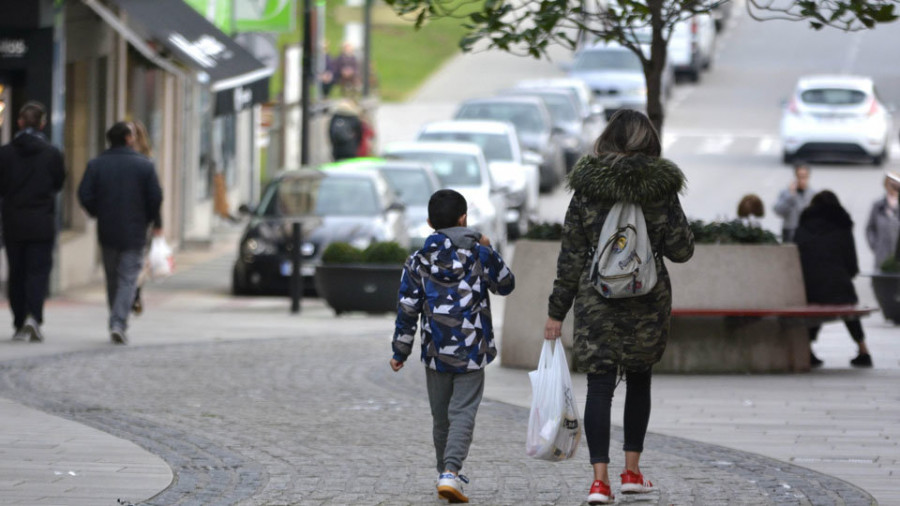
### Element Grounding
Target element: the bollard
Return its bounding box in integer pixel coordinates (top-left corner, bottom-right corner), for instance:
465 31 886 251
290 222 303 314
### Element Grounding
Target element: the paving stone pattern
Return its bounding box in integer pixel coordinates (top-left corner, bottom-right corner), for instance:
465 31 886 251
0 333 875 505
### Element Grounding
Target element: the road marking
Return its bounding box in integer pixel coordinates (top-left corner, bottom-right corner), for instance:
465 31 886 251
755 136 778 155
663 133 679 153
697 135 734 154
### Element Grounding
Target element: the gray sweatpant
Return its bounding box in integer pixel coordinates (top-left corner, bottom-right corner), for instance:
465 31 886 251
425 368 485 474
101 247 144 332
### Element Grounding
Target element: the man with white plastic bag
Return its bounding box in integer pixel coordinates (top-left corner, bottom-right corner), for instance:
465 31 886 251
526 340 581 461
78 122 163 345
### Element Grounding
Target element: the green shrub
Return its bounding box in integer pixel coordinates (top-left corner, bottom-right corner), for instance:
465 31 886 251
690 220 779 245
881 255 900 273
362 241 409 264
524 222 564 241
321 242 365 264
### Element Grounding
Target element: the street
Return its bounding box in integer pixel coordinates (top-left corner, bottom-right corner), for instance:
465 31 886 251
1 2 900 505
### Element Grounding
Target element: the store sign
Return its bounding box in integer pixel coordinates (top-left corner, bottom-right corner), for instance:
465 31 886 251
168 33 234 69
0 38 28 58
184 0 294 33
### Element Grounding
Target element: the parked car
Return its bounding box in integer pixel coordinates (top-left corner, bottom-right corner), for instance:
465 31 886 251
454 96 567 193
780 75 894 165
667 14 716 82
503 87 590 170
513 77 606 141
567 41 673 120
382 141 508 252
417 120 540 238
232 167 408 295
319 157 441 250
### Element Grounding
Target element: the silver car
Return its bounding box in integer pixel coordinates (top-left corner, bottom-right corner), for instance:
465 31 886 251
455 96 567 193
503 87 590 171
382 141 508 252
417 120 540 238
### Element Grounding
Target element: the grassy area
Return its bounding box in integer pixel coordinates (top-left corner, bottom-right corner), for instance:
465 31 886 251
274 0 477 102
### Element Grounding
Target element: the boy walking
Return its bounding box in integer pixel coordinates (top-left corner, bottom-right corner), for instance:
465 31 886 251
391 189 515 503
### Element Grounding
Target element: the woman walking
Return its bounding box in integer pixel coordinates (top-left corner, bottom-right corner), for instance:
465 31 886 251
544 110 694 504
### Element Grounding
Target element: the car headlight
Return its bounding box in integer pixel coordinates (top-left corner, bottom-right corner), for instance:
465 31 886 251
242 237 277 257
350 236 373 250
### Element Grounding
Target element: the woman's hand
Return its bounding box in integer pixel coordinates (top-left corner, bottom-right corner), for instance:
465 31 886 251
544 317 562 340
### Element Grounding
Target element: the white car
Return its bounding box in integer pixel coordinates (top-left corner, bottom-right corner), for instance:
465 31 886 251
382 141 508 252
417 120 540 238
781 75 894 165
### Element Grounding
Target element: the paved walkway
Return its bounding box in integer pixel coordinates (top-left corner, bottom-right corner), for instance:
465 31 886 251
0 230 896 505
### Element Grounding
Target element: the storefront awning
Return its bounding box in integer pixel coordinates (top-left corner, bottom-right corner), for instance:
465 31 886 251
83 0 272 115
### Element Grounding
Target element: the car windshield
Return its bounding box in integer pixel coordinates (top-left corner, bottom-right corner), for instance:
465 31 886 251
800 88 868 106
258 176 380 217
379 168 435 206
389 152 482 186
418 132 514 162
456 103 546 134
574 49 642 72
538 94 579 123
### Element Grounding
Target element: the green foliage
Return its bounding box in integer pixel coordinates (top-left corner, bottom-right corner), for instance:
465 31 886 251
880 255 900 273
524 222 564 241
362 241 410 264
689 220 779 245
321 241 408 264
321 242 365 264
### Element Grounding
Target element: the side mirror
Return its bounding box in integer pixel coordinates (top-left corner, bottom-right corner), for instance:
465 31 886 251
238 204 254 215
387 202 406 213
522 150 544 166
551 126 567 136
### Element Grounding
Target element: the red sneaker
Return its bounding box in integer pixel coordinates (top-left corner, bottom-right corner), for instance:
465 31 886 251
621 469 655 494
588 480 614 504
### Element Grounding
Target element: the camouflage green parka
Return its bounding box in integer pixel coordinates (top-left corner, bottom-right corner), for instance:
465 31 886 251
548 153 694 375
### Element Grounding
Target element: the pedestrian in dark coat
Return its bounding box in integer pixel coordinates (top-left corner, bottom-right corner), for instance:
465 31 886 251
328 100 363 161
0 101 65 342
544 110 694 505
795 190 871 368
78 122 163 345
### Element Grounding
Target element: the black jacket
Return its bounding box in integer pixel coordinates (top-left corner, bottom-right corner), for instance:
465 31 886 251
795 203 859 304
78 147 163 251
0 130 66 243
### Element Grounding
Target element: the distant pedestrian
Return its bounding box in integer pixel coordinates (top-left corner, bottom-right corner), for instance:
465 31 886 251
328 99 363 161
0 101 66 342
333 42 360 96
865 170 900 271
391 189 515 503
795 190 872 368
544 109 694 505
736 193 764 228
78 121 163 345
774 163 816 242
319 41 337 98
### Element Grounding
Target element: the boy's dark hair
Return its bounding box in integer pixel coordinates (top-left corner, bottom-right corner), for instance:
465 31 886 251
18 101 46 129
428 189 467 229
106 121 133 148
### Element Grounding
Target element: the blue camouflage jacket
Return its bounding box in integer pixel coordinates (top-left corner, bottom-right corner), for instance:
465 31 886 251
392 227 515 373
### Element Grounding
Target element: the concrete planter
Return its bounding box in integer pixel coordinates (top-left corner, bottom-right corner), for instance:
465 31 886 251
501 242 810 373
314 264 402 315
871 273 900 324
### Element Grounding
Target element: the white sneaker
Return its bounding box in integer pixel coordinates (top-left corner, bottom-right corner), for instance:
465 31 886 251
11 328 27 341
437 472 469 503
110 329 128 345
22 317 43 343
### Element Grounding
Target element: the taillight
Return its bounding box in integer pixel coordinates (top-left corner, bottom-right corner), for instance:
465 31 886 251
868 99 880 116
788 97 799 115
691 19 698 34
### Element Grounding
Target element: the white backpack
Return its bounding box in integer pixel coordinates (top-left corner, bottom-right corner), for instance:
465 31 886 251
589 202 658 298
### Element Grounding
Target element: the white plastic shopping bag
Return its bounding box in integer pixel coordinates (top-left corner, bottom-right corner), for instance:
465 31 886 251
526 339 581 461
148 236 174 279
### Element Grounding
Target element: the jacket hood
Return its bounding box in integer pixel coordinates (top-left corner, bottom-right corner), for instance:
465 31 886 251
567 153 686 205
12 129 50 155
417 227 482 283
333 99 360 116
799 203 853 232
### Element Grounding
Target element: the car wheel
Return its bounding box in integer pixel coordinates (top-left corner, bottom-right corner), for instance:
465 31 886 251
687 69 700 83
782 151 794 165
232 265 249 296
873 151 886 166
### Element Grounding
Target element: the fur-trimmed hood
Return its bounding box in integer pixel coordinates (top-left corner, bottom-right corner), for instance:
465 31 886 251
567 153 686 205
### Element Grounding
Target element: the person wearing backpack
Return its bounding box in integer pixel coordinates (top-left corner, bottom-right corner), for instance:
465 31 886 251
328 99 363 161
543 109 694 505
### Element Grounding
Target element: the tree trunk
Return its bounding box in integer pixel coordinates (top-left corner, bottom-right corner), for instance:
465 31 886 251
645 0 667 142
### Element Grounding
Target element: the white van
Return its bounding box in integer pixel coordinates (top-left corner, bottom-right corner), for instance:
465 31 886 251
667 14 716 82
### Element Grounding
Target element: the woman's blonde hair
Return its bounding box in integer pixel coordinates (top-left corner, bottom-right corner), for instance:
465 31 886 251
593 109 661 159
130 120 152 158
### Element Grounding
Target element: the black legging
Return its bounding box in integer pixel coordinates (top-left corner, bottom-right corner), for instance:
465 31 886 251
584 368 652 465
808 318 865 343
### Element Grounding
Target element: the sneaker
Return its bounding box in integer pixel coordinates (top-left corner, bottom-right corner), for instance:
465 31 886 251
437 472 469 503
22 317 43 343
850 353 872 368
588 480 614 504
810 352 823 368
110 329 128 345
621 469 655 494
11 327 27 342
